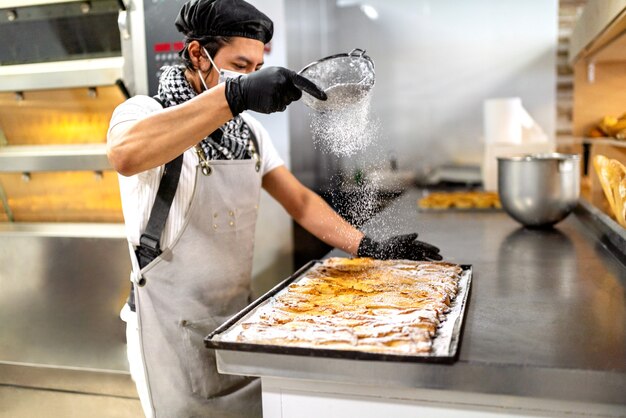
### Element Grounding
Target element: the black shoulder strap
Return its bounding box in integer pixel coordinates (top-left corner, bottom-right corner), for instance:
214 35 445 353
247 122 262 176
152 95 164 107
249 125 260 158
134 95 183 269
129 153 183 310
135 154 184 269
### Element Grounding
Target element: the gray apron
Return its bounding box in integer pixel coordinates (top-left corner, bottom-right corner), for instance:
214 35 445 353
131 149 263 417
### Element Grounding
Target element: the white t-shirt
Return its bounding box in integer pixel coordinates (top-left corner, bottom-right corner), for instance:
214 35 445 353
107 95 284 249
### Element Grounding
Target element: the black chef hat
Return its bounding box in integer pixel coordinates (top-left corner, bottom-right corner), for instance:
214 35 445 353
175 0 273 44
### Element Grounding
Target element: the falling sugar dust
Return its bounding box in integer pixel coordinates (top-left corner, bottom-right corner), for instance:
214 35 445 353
326 171 381 232
300 49 410 235
309 86 380 157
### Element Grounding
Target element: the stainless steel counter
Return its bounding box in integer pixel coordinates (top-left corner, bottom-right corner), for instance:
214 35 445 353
216 189 626 409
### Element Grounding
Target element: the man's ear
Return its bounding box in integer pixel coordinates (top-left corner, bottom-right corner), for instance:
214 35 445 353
187 40 206 71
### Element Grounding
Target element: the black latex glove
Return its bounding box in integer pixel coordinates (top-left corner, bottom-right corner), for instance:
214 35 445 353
357 233 443 261
225 67 326 116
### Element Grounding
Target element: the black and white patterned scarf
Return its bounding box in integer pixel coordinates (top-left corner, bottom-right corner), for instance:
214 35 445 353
156 65 254 160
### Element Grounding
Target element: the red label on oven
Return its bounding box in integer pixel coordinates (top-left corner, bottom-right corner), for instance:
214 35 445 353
154 43 171 53
173 41 184 51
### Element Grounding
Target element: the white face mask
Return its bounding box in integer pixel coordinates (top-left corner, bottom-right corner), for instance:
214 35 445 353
218 68 246 84
198 47 246 90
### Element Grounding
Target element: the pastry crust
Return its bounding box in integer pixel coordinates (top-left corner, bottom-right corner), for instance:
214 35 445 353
234 258 462 355
419 191 501 210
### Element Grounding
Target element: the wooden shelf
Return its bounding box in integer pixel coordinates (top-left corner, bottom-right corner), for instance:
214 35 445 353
587 138 626 148
557 137 626 148
569 3 626 143
569 0 626 63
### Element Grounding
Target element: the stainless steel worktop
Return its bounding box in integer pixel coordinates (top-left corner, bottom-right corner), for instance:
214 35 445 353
217 188 626 408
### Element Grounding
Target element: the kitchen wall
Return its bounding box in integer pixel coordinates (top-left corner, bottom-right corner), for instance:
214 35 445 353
287 0 558 186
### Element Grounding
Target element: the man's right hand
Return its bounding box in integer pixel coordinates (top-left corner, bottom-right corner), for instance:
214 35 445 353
357 234 443 261
225 67 326 116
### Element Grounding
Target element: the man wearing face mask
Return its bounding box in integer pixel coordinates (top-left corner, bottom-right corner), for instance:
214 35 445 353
107 0 442 417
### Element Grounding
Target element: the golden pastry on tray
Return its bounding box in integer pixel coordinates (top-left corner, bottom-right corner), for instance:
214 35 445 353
232 257 463 355
418 190 501 210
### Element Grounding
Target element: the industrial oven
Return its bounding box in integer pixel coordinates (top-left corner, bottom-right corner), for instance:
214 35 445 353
0 0 134 398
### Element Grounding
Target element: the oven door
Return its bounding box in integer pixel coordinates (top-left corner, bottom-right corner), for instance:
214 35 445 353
0 0 123 92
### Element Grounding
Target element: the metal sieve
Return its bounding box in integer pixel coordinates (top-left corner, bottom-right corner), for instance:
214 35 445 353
298 48 375 112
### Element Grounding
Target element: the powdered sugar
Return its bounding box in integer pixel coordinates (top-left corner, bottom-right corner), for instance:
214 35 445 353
309 89 379 157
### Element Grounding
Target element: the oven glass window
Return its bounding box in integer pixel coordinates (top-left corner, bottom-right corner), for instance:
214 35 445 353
0 0 121 65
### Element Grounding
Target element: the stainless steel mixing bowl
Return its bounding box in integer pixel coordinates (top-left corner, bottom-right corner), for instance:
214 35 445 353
497 153 580 227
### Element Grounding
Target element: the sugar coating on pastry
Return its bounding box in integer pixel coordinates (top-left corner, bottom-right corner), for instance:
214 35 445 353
233 257 462 355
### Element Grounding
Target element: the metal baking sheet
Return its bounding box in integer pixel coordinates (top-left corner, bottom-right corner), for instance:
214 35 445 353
205 261 472 363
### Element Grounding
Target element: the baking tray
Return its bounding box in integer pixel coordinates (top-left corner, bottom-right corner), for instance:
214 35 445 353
205 260 472 364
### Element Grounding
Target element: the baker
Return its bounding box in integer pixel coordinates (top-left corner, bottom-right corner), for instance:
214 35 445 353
107 0 442 416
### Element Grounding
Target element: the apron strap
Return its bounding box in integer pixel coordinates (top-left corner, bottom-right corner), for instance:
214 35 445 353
249 127 260 158
136 154 184 268
128 152 183 311
248 123 261 173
